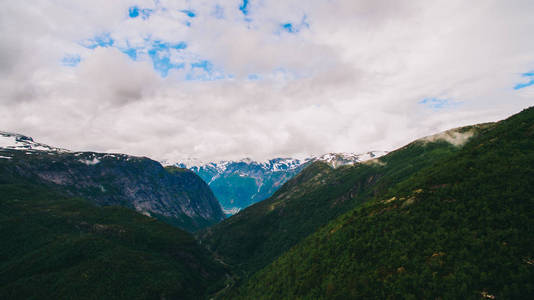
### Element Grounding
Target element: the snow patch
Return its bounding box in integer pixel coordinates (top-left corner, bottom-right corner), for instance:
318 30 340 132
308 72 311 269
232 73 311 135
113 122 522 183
0 135 16 148
172 157 211 168
79 157 101 165
222 207 241 215
0 155 12 160
315 151 388 168
168 151 389 172
0 131 69 152
265 158 307 171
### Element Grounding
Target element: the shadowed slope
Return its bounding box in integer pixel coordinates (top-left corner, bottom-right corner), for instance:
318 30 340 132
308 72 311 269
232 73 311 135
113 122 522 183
0 178 227 299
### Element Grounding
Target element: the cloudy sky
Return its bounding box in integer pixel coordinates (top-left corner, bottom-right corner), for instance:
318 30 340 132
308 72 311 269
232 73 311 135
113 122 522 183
1 0 533 162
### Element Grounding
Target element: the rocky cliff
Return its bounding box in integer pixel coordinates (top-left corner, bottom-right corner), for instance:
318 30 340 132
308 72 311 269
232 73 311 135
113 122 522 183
0 132 224 231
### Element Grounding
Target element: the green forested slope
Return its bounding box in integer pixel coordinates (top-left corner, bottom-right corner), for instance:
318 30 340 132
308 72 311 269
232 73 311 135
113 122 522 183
0 179 226 299
234 107 534 299
0 149 224 233
199 122 491 277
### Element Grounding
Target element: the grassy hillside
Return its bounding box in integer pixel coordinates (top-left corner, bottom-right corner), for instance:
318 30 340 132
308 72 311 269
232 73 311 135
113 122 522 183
198 122 492 277
0 177 226 299
233 107 534 299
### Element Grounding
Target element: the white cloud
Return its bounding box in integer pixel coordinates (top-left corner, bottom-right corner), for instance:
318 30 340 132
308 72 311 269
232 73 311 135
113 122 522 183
1 0 534 162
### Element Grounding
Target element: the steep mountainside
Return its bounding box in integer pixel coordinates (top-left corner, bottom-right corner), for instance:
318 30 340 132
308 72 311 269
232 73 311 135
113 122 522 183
0 179 227 299
229 107 534 299
0 132 223 232
198 125 490 275
171 152 386 215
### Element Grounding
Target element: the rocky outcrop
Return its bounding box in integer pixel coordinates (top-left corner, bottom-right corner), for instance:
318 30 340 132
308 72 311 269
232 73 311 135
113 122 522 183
0 134 224 232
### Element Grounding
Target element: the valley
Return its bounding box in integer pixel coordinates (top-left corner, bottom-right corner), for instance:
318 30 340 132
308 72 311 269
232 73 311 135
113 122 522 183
1 107 533 299
167 151 387 215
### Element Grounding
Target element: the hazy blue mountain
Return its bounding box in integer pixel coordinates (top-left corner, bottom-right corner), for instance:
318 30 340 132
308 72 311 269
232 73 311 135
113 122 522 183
168 152 387 215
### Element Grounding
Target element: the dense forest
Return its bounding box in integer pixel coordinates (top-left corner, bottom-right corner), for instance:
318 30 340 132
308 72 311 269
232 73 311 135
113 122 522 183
0 178 227 299
226 107 534 299
1 108 533 299
198 123 491 277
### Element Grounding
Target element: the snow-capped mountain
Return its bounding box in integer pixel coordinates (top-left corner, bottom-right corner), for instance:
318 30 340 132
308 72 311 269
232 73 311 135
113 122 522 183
0 131 224 231
314 151 389 168
166 151 387 215
0 131 69 153
173 151 387 172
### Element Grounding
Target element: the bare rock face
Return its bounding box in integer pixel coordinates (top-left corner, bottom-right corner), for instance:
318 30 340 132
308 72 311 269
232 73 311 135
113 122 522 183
0 132 224 232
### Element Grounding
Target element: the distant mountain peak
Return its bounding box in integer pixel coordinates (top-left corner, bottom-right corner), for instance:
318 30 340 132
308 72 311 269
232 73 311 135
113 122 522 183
0 131 69 153
168 150 388 215
168 151 388 171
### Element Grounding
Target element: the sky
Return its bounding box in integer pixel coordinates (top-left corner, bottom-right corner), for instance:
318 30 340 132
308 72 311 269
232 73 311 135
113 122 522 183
1 0 533 162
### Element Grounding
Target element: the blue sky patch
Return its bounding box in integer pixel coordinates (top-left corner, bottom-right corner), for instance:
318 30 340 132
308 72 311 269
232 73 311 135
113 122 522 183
129 6 139 18
147 40 188 77
61 54 81 67
149 51 185 77
121 47 138 60
118 40 142 60
77 5 247 81
151 40 187 51
280 15 310 34
514 70 534 90
81 33 114 49
239 0 250 16
213 5 224 19
281 23 296 33
128 6 153 19
248 74 260 80
141 9 153 19
419 98 460 110
181 9 196 18
514 80 534 90
191 60 213 72
185 60 232 81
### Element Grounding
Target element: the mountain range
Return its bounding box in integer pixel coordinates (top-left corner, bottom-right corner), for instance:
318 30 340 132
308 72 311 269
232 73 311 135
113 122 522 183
166 151 387 215
1 107 533 299
0 131 224 232
202 107 534 299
